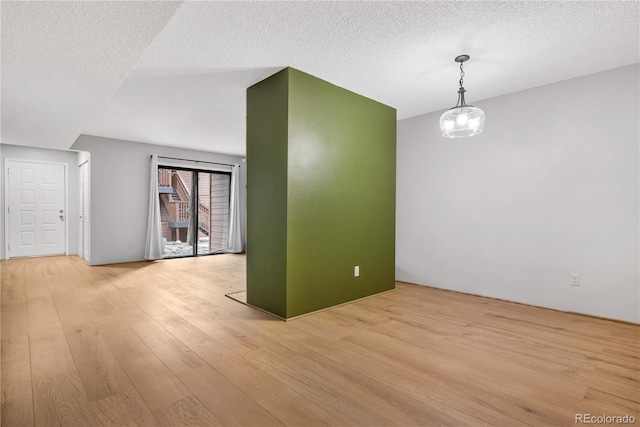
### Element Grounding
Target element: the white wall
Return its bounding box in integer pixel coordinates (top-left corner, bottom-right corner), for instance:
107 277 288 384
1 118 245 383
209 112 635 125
0 144 79 259
71 135 245 265
396 64 639 323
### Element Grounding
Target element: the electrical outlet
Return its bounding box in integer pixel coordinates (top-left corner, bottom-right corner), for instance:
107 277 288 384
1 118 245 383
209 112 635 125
570 273 580 287
354 266 360 277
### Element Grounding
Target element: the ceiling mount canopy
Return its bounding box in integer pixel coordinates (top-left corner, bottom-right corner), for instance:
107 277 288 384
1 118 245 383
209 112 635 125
439 54 485 138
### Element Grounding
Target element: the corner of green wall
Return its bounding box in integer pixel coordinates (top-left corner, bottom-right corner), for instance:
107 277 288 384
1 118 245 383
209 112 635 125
246 68 290 318
247 67 396 320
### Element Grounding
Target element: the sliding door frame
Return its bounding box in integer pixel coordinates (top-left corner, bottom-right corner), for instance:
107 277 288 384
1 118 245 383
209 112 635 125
158 165 231 259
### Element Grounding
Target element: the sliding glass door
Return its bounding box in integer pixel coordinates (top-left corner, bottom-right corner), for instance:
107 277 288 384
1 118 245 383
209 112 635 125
158 167 231 258
198 172 231 254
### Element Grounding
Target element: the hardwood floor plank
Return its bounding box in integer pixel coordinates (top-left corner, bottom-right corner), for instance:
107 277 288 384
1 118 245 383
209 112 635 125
232 340 417 426
1 301 29 339
150 312 346 426
363 318 587 399
32 370 99 427
586 362 640 402
141 309 320 426
89 393 158 427
27 294 64 338
176 365 283 427
44 273 75 300
602 344 640 370
577 387 640 419
30 330 76 380
292 334 483 426
293 349 440 426
74 284 130 326
1 336 34 426
151 396 220 427
96 321 193 410
287 311 354 341
64 322 140 403
25 271 49 302
342 329 584 424
166 300 300 359
52 292 94 329
129 317 205 375
1 265 27 304
215 364 346 427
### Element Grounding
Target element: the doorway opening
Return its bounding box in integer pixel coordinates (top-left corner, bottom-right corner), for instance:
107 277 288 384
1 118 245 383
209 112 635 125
158 167 231 258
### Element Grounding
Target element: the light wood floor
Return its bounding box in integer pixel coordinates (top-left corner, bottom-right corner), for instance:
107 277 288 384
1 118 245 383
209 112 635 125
1 255 638 426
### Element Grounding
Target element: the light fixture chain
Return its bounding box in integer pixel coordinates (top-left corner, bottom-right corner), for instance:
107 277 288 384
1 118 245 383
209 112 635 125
459 62 465 88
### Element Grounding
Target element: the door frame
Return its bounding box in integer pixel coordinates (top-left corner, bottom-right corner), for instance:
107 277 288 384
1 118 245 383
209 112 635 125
4 158 69 259
78 160 90 264
157 165 232 258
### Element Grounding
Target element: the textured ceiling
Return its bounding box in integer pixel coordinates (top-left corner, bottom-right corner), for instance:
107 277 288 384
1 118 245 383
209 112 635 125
2 1 639 155
1 1 182 149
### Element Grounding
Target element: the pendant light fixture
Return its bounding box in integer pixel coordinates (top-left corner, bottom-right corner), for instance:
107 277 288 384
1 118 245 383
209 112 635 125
439 55 485 138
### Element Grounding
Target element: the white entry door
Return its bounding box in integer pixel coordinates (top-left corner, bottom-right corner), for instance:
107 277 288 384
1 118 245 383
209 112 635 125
7 160 66 257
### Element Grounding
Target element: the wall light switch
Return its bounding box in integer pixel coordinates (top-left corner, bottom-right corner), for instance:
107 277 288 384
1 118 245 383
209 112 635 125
354 266 360 277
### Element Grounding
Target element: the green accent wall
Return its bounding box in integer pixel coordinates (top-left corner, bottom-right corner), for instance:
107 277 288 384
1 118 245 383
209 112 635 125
247 67 396 319
246 69 289 318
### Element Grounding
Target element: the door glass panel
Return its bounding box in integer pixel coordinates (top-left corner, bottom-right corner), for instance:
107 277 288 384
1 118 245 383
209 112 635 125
205 173 231 254
196 172 210 255
159 168 194 258
198 171 231 255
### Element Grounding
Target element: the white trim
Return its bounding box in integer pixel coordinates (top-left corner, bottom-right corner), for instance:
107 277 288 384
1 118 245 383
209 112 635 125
4 159 8 259
157 157 233 173
78 161 90 264
4 158 69 259
79 163 82 258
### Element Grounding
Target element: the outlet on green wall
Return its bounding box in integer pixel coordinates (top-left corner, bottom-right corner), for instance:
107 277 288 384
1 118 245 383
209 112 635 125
247 67 396 319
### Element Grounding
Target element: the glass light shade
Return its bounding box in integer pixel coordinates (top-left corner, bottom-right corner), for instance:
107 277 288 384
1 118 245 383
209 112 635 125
439 106 485 138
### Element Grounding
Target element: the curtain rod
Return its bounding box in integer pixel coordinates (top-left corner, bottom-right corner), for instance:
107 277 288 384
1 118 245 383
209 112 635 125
153 155 239 168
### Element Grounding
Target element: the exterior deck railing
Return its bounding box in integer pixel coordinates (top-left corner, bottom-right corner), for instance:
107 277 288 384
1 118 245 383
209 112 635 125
158 169 210 237
158 168 172 187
